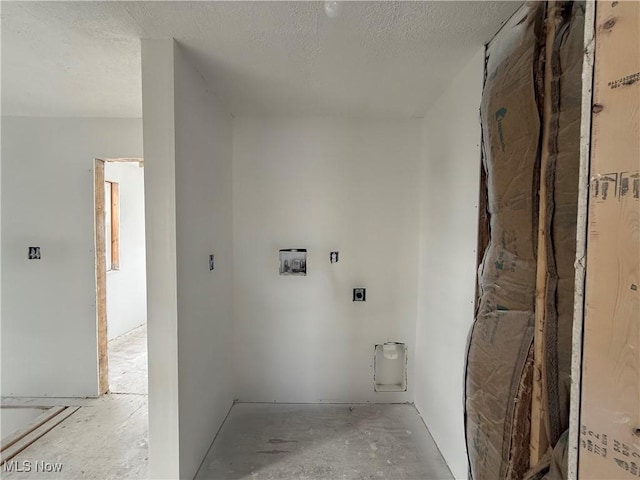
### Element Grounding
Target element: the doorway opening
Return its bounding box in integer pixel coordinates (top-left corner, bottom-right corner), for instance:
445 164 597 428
94 157 147 395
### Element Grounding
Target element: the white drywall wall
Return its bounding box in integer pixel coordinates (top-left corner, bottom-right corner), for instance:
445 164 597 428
232 116 421 403
141 38 180 480
174 43 234 480
104 161 147 341
414 48 485 480
142 39 234 480
1 117 142 397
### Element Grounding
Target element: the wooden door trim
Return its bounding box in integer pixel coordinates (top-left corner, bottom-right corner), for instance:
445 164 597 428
95 158 109 394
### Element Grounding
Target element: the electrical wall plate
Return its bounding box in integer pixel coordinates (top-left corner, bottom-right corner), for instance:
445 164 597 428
353 288 366 302
330 251 339 263
209 254 215 271
28 247 41 260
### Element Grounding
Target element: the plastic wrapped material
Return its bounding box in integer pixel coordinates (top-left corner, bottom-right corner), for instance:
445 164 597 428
465 3 545 479
466 2 584 478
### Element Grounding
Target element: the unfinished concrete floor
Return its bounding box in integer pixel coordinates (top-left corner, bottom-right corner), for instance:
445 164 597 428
108 324 148 395
4 330 453 480
195 403 454 480
1 325 148 479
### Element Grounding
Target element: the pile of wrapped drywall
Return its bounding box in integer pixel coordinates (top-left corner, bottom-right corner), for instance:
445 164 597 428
465 2 584 479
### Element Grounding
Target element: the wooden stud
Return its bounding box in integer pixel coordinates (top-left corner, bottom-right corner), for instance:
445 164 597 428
531 0 561 466
96 157 143 166
0 407 65 452
0 407 80 465
95 159 109 395
110 182 120 270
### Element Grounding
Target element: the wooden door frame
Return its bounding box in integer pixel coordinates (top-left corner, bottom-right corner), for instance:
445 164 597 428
94 158 109 394
94 156 144 395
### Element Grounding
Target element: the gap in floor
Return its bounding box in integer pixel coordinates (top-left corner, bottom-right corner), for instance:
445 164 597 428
1 325 149 479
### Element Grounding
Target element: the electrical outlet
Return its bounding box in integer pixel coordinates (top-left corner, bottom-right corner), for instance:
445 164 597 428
209 254 215 271
28 247 41 260
330 251 339 263
353 288 366 302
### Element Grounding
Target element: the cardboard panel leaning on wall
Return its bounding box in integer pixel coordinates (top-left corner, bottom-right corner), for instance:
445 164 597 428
465 3 544 479
578 2 640 478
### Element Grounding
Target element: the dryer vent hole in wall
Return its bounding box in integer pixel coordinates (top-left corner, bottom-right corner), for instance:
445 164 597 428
374 343 407 392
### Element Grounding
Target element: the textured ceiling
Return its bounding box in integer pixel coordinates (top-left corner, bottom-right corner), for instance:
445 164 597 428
1 1 521 118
